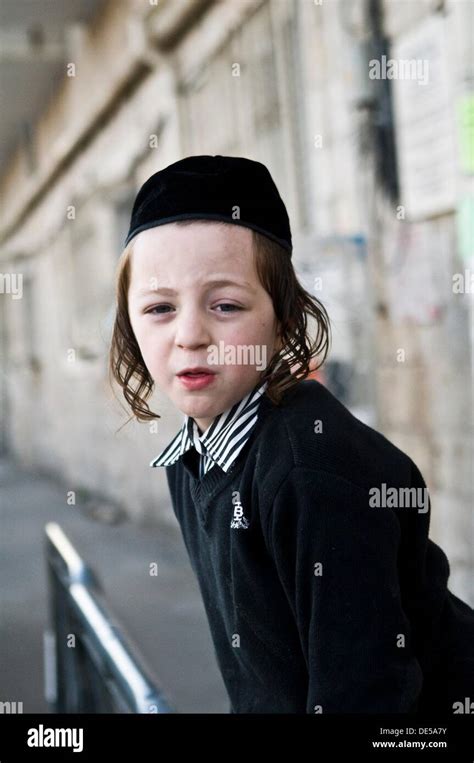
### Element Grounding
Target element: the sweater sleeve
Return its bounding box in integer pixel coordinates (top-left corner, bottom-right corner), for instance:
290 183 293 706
265 466 424 713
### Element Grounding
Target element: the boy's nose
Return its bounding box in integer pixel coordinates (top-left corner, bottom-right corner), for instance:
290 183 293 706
174 310 212 349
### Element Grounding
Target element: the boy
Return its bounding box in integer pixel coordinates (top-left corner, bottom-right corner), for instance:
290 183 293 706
110 155 474 713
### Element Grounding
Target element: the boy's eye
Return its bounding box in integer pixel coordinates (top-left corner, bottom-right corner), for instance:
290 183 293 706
146 305 172 315
215 303 242 312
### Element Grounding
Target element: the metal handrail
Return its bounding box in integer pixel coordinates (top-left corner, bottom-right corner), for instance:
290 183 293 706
44 521 175 713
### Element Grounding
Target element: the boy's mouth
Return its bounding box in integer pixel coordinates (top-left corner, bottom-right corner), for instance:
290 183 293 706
177 368 217 390
177 367 216 377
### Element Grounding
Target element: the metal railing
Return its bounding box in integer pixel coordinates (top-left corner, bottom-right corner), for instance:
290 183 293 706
43 521 175 713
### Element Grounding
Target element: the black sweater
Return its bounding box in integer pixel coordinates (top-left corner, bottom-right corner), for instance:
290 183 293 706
164 379 474 713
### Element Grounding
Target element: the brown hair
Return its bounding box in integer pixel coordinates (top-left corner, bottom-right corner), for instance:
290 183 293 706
108 220 331 426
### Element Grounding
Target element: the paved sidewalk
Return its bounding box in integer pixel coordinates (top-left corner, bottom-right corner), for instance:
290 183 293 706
0 457 228 713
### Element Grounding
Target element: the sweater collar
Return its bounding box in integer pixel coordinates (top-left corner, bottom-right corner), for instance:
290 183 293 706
150 377 269 473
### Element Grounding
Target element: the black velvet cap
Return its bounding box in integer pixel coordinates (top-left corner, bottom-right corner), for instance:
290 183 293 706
124 154 292 255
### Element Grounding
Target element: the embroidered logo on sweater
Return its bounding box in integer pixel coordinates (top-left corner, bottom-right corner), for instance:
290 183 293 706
230 491 249 529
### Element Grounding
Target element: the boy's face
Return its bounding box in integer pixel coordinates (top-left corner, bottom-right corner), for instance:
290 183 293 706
127 222 282 433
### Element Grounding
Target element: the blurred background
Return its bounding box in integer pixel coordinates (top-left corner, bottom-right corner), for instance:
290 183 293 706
0 0 472 713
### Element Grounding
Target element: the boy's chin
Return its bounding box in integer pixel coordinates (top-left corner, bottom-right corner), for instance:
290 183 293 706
172 396 219 417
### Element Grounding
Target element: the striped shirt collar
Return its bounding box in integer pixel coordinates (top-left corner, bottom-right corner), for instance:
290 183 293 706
150 377 269 473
